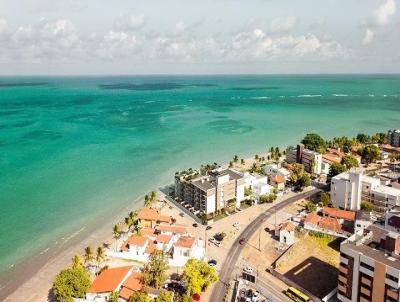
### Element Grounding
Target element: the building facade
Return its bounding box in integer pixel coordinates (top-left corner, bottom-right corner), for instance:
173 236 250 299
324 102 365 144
174 168 245 216
338 225 400 302
331 171 400 212
285 144 322 175
388 130 400 147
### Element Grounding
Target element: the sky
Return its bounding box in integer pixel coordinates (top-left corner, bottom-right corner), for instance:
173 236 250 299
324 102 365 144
0 0 399 75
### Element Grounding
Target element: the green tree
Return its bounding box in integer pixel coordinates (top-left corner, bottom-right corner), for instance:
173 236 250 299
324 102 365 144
113 224 121 251
84 246 93 266
301 133 326 153
356 133 369 144
53 266 91 302
241 158 245 165
183 259 218 296
229 161 233 168
144 194 151 208
244 187 252 197
320 192 331 207
156 290 173 302
327 163 347 182
143 250 169 289
259 194 277 204
361 200 374 212
305 201 317 212
341 155 359 169
129 292 151 302
109 291 119 302
233 155 239 162
358 145 380 166
72 254 83 269
299 172 311 188
95 246 105 269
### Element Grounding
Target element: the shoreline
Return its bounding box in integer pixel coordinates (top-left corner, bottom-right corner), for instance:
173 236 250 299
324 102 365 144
0 148 273 302
0 189 153 302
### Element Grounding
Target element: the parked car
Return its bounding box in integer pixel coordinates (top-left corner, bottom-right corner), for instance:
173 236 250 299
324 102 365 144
239 238 246 245
179 213 185 217
193 223 198 228
243 266 253 274
206 225 212 230
233 222 240 228
208 260 217 267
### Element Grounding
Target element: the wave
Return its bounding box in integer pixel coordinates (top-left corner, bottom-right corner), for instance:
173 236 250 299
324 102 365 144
297 94 322 98
144 100 155 104
250 96 271 100
332 94 348 97
368 94 375 97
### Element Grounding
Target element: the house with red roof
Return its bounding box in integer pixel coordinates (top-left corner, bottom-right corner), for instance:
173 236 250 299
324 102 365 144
269 175 285 191
303 212 347 238
137 208 172 228
85 266 133 301
275 221 296 245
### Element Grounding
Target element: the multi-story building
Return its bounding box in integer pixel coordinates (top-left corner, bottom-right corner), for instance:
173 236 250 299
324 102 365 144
331 171 400 212
285 144 322 174
338 225 400 302
174 168 245 216
388 130 400 147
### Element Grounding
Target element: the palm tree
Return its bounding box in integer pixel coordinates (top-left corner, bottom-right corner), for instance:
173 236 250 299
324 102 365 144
144 194 151 208
84 246 93 266
124 217 132 233
113 225 121 251
72 254 82 269
150 191 157 203
95 246 105 270
129 210 137 221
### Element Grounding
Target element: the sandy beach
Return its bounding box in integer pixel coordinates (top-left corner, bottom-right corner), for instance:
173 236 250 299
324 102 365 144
0 151 273 302
0 192 149 302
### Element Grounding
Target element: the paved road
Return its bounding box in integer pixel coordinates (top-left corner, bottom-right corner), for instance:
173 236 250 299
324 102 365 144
211 188 321 302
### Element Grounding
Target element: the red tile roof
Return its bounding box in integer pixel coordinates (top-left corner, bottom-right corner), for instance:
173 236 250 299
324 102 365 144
158 224 187 234
138 208 160 221
141 227 156 236
156 234 173 244
119 272 143 301
137 208 171 223
322 207 356 221
145 241 157 254
175 236 195 249
270 175 285 184
318 217 341 232
127 235 147 246
88 266 132 294
278 221 296 232
304 212 320 225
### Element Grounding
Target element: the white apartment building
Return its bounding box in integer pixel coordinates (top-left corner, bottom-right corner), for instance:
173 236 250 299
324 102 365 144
302 148 322 175
330 171 387 211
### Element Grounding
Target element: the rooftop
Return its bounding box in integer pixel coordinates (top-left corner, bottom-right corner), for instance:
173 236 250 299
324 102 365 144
157 224 187 234
342 225 400 270
127 235 147 247
270 175 285 184
278 221 296 232
372 185 400 196
88 266 132 294
322 207 356 221
175 236 195 249
138 208 160 221
119 272 143 301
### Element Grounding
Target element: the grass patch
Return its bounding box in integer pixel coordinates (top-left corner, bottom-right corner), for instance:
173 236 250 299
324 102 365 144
213 212 228 221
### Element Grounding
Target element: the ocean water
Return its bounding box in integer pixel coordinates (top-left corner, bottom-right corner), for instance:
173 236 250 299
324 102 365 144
1 74 400 275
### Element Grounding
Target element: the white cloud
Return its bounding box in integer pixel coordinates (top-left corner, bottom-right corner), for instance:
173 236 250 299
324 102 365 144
362 28 374 45
269 16 297 33
375 0 396 26
96 31 140 60
0 18 10 41
114 14 145 31
175 21 186 34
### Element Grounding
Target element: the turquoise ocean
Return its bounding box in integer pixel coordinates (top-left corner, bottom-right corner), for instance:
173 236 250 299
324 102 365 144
1 75 400 277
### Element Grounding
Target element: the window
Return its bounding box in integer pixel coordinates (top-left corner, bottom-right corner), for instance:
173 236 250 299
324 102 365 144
386 273 399 283
360 262 374 271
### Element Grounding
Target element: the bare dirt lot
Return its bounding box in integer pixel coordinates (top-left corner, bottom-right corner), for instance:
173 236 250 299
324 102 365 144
276 232 342 298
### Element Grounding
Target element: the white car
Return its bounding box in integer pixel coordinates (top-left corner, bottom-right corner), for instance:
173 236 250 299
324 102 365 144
233 222 240 228
243 266 253 274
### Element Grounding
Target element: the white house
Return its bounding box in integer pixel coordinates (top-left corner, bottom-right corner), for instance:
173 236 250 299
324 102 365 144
275 221 296 245
171 236 205 267
241 172 273 198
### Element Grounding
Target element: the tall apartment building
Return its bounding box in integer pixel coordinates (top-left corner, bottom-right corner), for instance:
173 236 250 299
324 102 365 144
331 171 400 212
285 144 322 175
388 130 400 147
174 169 245 216
338 225 400 302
